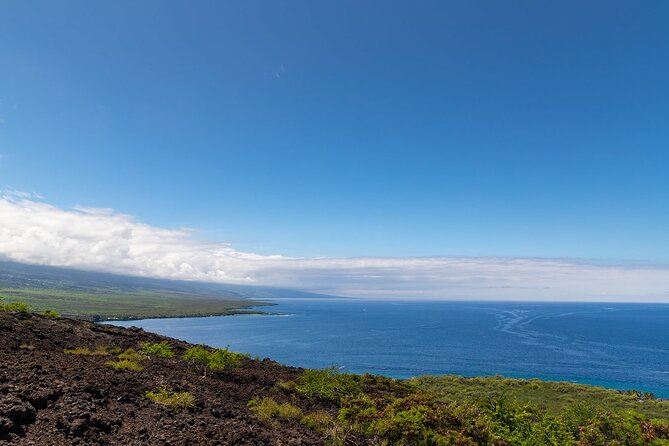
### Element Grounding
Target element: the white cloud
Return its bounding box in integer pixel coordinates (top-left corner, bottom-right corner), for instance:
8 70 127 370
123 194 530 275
0 192 668 302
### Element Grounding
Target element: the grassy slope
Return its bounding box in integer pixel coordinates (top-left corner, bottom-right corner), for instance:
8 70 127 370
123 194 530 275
414 374 669 420
0 261 342 320
0 287 270 320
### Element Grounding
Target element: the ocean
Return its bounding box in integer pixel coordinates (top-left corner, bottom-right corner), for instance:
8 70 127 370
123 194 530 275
108 299 669 398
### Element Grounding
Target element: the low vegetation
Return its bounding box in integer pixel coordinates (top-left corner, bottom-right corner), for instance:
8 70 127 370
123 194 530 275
141 341 174 359
300 411 335 433
183 344 248 376
334 393 669 446
248 397 304 427
64 346 120 356
105 358 144 371
146 386 196 412
1 295 61 318
104 347 147 371
248 397 338 434
289 366 361 402
40 309 61 318
414 375 669 420
0 296 31 312
63 345 151 372
117 348 147 362
269 368 669 445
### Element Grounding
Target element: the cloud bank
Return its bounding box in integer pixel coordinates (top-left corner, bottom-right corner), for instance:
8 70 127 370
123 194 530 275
1 192 668 301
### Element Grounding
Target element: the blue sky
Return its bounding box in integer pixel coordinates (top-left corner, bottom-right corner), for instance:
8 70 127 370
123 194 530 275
1 1 668 265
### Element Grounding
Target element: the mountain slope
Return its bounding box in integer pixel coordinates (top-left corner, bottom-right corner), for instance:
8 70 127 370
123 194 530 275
0 261 335 320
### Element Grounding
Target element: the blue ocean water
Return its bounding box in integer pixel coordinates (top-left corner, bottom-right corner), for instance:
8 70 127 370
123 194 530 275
108 299 669 397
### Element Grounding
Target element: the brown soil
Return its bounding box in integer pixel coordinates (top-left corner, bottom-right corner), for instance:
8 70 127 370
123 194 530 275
0 311 333 445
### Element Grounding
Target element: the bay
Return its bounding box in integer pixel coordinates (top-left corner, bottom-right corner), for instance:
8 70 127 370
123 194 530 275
108 299 669 398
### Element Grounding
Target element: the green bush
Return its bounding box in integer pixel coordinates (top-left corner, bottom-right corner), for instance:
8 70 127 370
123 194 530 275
276 380 298 393
105 359 143 371
117 348 147 361
339 393 494 445
1 301 31 312
333 390 669 446
485 398 575 445
64 346 119 356
301 411 334 432
146 386 195 412
40 309 60 318
359 373 413 395
141 341 174 359
622 389 657 400
296 366 361 402
247 397 303 427
577 411 669 445
562 402 599 436
183 344 247 376
337 393 378 425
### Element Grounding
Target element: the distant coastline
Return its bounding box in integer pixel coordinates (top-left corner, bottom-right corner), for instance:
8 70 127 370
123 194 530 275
94 301 276 322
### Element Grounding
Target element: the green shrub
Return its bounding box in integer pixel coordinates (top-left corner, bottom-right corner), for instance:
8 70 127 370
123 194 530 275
337 393 378 424
296 366 361 402
64 346 119 356
105 359 143 371
1 301 31 312
359 373 413 395
117 348 147 361
277 380 298 393
183 344 210 368
40 309 61 318
562 402 599 436
485 399 576 445
183 344 247 376
247 397 303 426
146 386 195 412
373 406 430 443
622 389 657 400
577 410 669 445
339 393 495 445
301 411 334 432
141 341 174 359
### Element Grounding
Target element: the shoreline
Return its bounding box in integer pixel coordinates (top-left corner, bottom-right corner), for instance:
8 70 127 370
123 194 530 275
92 301 277 322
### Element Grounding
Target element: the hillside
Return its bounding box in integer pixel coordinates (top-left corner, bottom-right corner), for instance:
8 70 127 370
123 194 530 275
0 310 326 445
2 308 669 445
0 261 334 320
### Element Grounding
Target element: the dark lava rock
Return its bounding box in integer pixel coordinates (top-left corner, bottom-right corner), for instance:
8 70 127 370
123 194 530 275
0 395 36 438
0 311 329 445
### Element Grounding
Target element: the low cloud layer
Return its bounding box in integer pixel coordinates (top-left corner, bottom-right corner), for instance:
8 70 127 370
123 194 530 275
1 192 668 301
